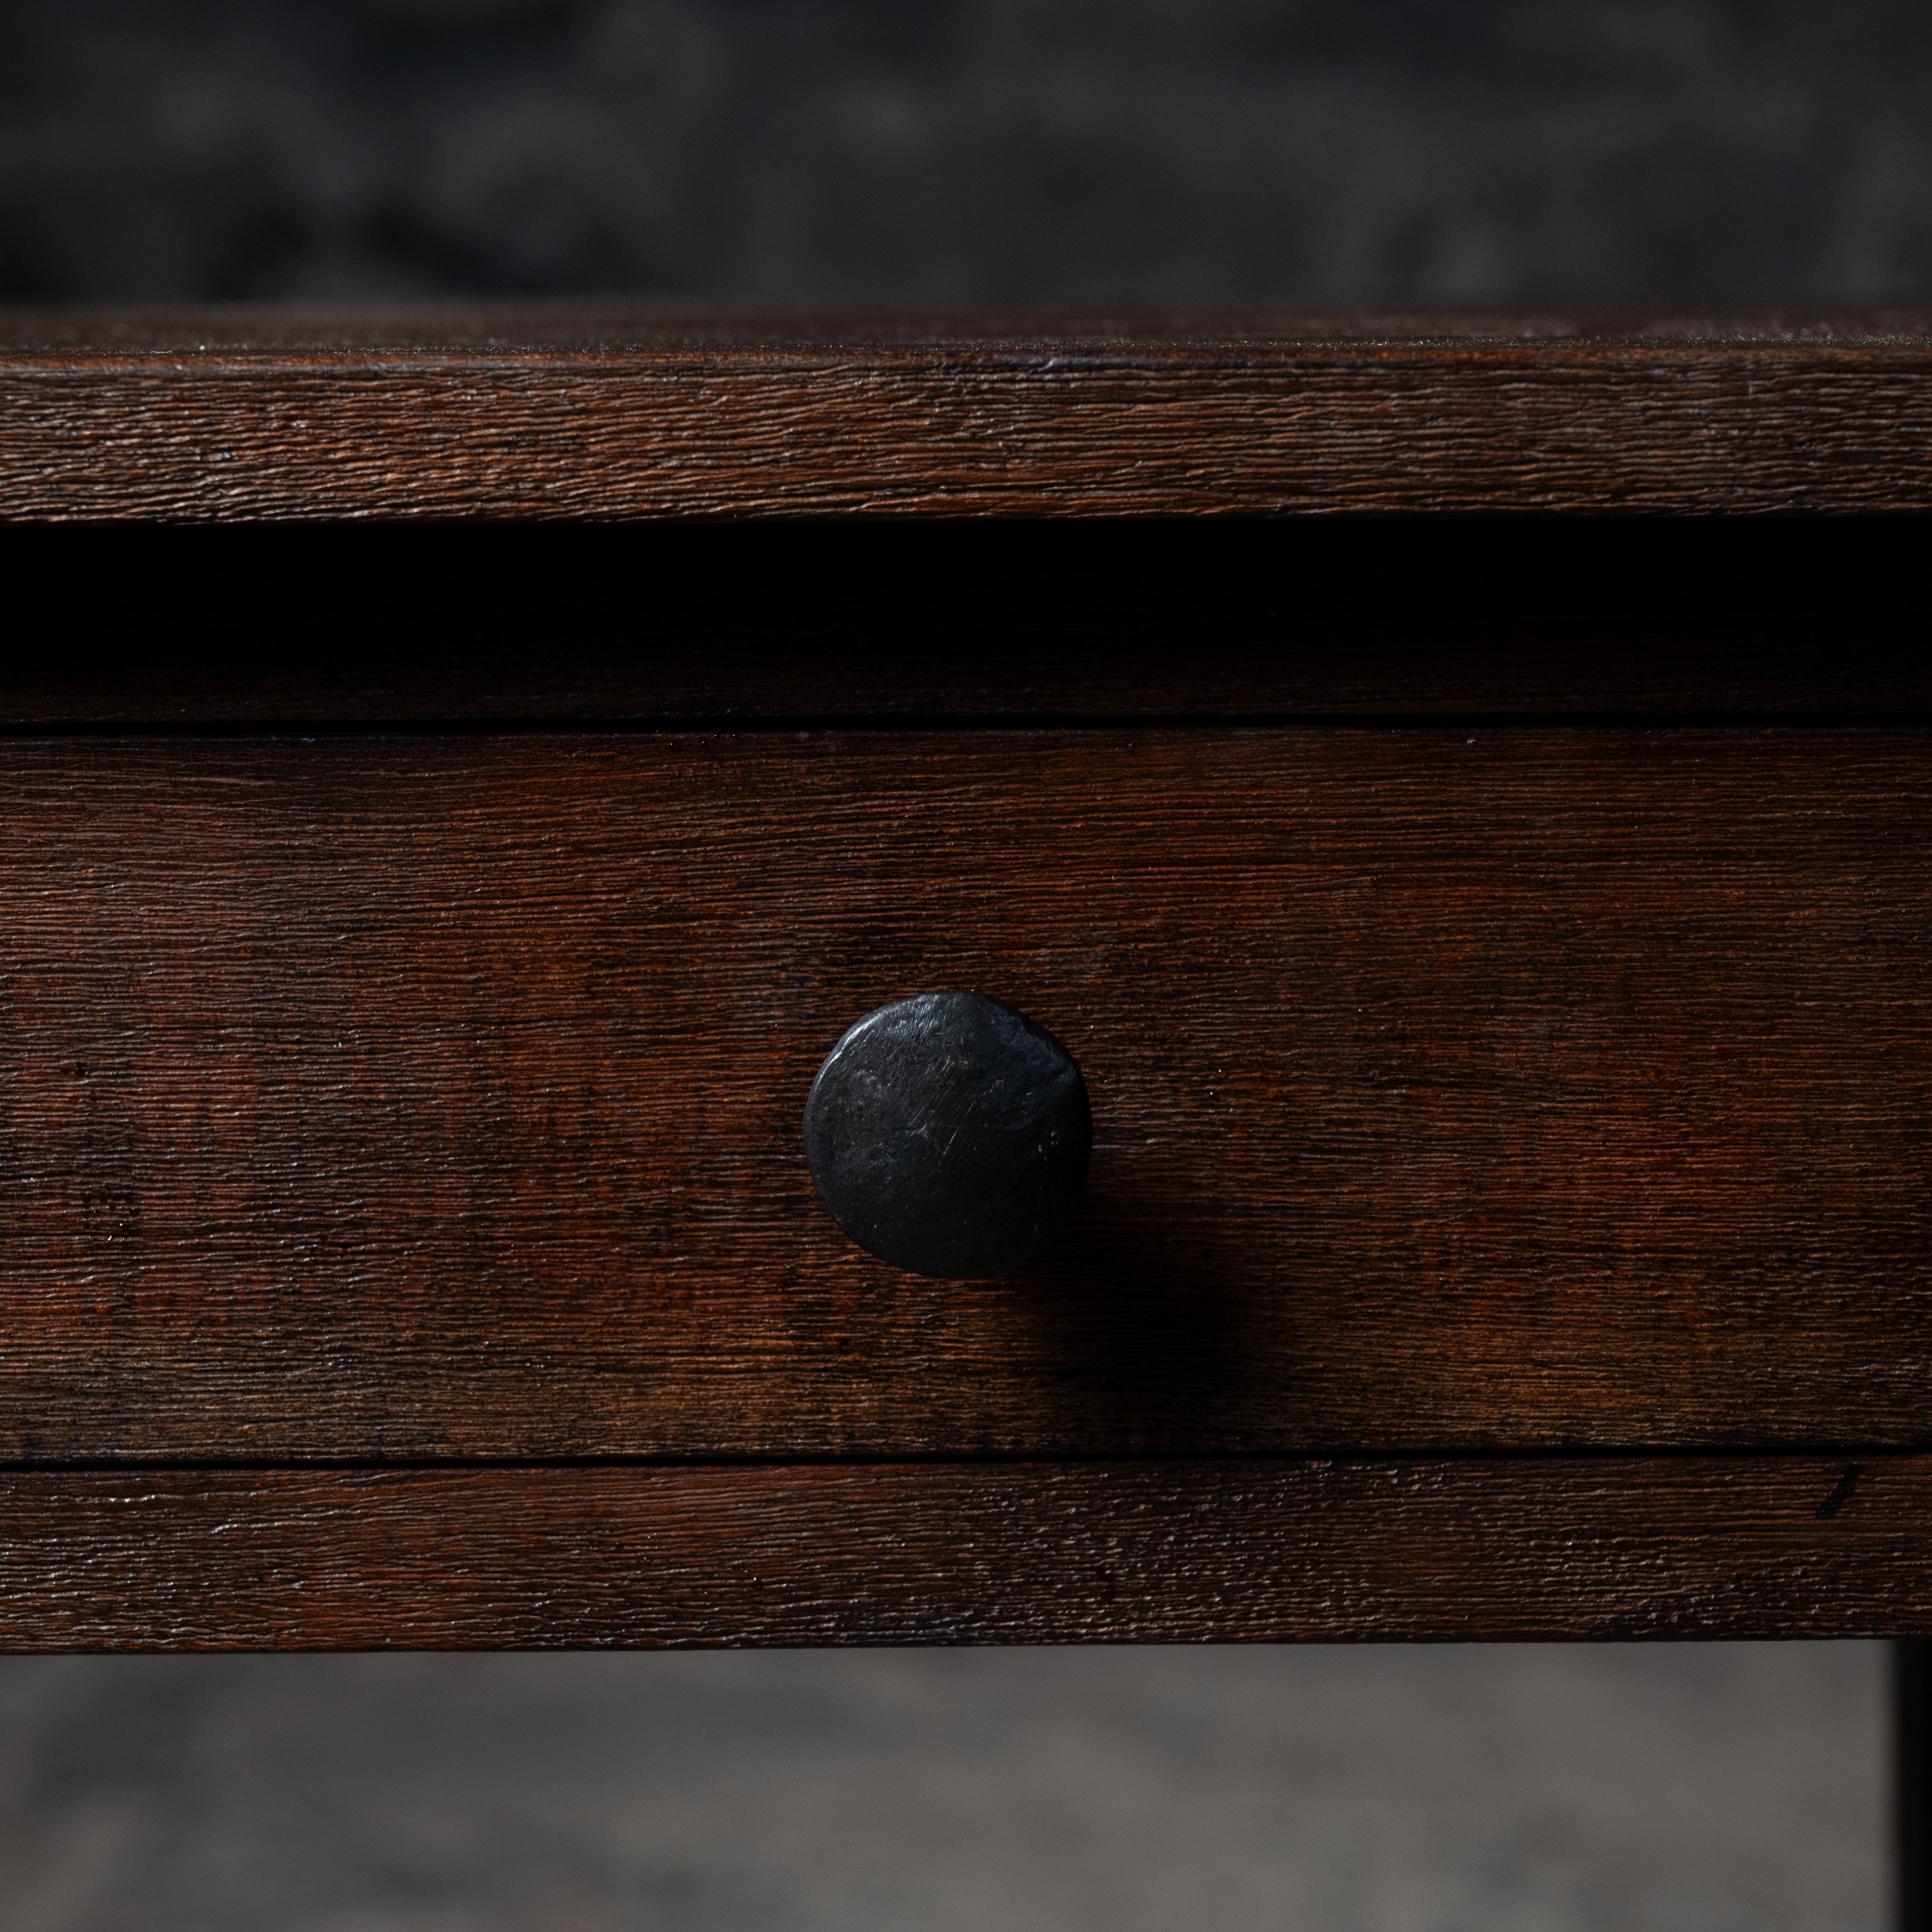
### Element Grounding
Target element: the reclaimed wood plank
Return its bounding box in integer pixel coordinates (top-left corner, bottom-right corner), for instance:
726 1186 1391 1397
2 308 1929 518
0 1456 1919 1651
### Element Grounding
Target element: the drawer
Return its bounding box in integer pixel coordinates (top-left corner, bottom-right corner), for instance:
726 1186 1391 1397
5 727 1927 1463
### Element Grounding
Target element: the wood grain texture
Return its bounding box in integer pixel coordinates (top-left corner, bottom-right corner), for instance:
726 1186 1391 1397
0 1456 1922 1650
1 308 1930 518
3 730 1930 1461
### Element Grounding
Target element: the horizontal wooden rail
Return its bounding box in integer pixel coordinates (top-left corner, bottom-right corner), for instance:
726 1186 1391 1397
1 308 1929 519
0 1455 1923 1650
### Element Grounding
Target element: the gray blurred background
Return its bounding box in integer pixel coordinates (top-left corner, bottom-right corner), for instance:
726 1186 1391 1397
0 1645 1889 1932
0 0 1929 304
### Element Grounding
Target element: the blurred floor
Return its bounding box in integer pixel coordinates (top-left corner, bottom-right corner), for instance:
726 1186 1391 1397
0 1642 1885 1932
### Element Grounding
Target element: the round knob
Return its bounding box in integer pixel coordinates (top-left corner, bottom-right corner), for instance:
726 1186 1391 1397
803 991 1092 1278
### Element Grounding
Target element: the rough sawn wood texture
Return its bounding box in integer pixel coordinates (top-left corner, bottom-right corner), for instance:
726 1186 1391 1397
3 729 1930 1462
1 308 1929 517
3 314 1929 1645
0 1457 1916 1650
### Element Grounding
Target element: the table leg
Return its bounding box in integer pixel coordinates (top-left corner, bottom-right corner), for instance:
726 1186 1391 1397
1899 1641 1932 1931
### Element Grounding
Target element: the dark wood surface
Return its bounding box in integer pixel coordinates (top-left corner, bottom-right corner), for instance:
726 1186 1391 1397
0 1455 1919 1650
4 318 1928 1647
2 308 1929 518
4 728 1929 1462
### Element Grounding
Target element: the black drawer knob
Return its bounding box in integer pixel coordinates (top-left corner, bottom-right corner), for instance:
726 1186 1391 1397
803 991 1093 1278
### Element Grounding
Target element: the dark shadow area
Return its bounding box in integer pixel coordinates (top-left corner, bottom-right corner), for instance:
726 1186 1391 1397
1007 1155 1278 1450
2 519 1930 727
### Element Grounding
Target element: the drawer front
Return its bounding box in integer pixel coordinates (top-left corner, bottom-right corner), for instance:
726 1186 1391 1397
1 729 1926 1461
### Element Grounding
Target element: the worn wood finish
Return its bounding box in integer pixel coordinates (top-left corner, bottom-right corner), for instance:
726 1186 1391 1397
3 729 1930 1461
2 309 1930 519
0 1455 1919 1651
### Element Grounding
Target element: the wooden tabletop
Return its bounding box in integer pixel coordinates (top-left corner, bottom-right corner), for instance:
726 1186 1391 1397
1 306 1928 519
